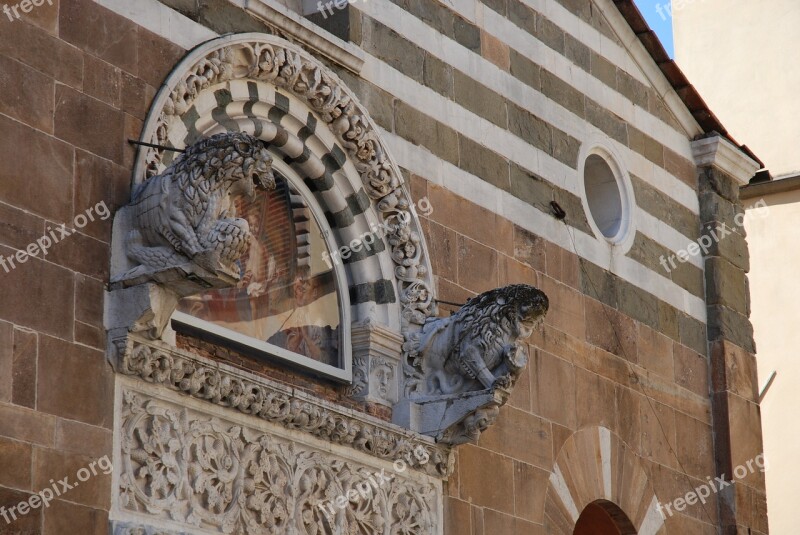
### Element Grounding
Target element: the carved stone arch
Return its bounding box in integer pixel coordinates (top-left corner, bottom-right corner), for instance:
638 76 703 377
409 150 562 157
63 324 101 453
131 33 436 334
544 426 666 535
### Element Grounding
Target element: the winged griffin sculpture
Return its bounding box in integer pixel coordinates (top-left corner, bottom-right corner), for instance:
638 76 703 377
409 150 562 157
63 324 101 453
113 132 275 287
397 284 549 444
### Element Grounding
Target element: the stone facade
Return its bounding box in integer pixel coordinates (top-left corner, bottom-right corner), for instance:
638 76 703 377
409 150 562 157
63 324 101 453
0 0 767 534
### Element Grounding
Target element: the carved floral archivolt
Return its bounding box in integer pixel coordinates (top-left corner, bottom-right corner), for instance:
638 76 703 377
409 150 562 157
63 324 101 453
137 37 436 330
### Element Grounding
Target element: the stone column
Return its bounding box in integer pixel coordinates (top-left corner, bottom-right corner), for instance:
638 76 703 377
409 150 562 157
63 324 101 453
692 135 768 534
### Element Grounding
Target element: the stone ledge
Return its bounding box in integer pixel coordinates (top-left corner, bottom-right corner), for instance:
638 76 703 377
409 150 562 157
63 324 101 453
110 334 451 478
235 0 365 73
692 136 761 186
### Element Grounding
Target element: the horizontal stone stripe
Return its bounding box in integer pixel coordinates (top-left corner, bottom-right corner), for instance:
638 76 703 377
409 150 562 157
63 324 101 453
383 127 707 322
356 3 700 213
349 279 397 305
484 0 676 136
364 52 703 253
626 231 704 299
362 50 581 197
361 15 577 170
362 0 695 164
630 174 700 242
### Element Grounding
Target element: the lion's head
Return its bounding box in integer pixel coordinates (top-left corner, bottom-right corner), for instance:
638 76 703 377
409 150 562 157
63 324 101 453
456 283 549 357
173 132 276 202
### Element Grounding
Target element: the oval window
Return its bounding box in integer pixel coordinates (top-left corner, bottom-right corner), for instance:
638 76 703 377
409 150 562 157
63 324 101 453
584 153 625 241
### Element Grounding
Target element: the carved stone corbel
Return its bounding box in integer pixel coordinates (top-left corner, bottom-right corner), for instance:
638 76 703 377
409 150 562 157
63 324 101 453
105 132 275 352
395 284 549 445
349 318 404 406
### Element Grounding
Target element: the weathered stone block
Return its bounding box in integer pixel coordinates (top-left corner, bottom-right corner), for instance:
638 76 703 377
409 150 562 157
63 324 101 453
513 225 546 273
579 259 618 308
458 135 511 191
508 103 551 153
551 127 581 169
454 70 507 127
535 15 565 54
43 500 108 535
0 436 32 490
575 367 616 429
0 55 55 134
710 340 758 402
508 0 536 35
395 101 459 165
586 98 627 145
12 328 37 410
679 312 708 355
0 114 73 222
510 163 553 211
532 350 576 428
565 33 591 72
82 55 122 108
674 411 715 480
541 70 585 118
458 445 514 513
617 69 648 109
628 126 665 167
699 166 740 204
453 16 480 52
0 245 74 340
55 85 125 163
37 336 114 428
60 0 139 75
705 257 748 314
510 48 541 90
673 344 708 397
362 17 424 81
0 15 83 87
590 51 617 89
423 53 453 98
457 234 499 293
706 305 754 353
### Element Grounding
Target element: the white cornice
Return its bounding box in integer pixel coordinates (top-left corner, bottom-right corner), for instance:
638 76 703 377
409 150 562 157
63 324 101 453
239 0 365 73
692 136 761 185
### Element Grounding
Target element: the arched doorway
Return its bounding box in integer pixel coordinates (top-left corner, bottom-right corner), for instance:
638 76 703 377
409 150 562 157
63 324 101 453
573 500 637 535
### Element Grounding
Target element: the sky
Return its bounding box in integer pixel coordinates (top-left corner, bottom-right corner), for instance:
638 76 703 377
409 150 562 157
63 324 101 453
632 0 674 57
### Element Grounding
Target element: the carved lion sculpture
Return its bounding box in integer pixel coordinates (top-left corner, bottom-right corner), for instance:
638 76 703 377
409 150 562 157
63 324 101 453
116 132 275 282
413 284 549 397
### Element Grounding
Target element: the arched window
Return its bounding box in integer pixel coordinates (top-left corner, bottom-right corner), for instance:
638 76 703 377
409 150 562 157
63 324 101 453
172 161 351 380
573 500 637 535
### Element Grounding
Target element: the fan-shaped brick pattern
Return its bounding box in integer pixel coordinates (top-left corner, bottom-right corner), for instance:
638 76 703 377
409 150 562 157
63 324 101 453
544 426 666 535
